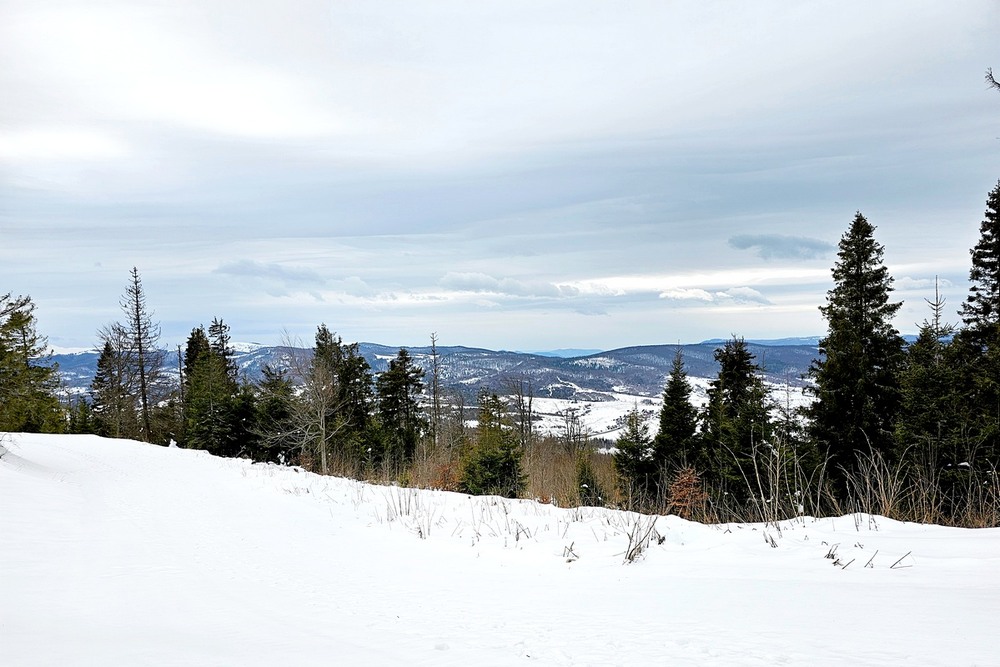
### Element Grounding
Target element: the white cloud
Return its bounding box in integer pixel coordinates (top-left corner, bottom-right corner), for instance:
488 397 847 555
0 128 128 162
439 272 578 298
659 288 715 302
895 276 954 291
721 287 770 304
7 7 344 140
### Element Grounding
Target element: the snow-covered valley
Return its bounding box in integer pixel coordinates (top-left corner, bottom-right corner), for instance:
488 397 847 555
3 433 998 665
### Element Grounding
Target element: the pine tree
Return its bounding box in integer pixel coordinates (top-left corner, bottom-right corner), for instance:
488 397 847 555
613 407 654 509
700 337 773 499
90 333 139 438
575 454 605 507
954 182 1000 464
375 348 426 468
459 390 526 498
0 294 63 432
653 349 699 472
807 213 905 483
183 322 247 457
960 181 1000 339
310 325 375 470
896 282 960 455
252 365 298 463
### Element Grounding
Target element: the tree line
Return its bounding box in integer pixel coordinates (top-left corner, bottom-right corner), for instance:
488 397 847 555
3 182 998 525
615 183 1000 525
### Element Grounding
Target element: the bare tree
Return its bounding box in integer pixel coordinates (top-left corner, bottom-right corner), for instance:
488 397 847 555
91 323 140 439
988 68 1000 92
119 268 163 442
257 331 348 475
561 406 589 453
429 332 443 448
504 375 535 449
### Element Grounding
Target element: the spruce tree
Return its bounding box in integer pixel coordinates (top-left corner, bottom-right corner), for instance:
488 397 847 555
954 181 1000 464
183 323 244 456
459 390 525 498
0 294 63 432
311 325 375 469
90 334 139 438
700 337 773 499
252 365 298 463
653 349 699 472
807 213 905 483
613 408 654 509
375 348 426 468
960 181 1000 339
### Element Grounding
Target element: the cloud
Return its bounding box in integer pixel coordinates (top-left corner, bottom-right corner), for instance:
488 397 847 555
215 260 323 285
896 276 953 291
728 234 835 260
720 287 770 304
659 286 770 304
0 128 128 162
439 272 578 298
659 288 715 302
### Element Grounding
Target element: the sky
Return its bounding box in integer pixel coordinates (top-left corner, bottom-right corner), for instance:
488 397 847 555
2 1 998 352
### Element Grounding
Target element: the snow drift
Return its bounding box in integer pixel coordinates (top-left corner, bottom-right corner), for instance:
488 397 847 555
2 433 998 665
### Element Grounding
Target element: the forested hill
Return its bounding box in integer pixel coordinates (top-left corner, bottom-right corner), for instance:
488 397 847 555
52 341 818 401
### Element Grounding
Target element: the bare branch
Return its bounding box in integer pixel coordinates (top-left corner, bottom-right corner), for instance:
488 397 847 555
987 67 1000 92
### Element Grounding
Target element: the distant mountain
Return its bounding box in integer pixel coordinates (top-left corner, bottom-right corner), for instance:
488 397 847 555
52 340 818 402
521 348 604 358
700 336 822 347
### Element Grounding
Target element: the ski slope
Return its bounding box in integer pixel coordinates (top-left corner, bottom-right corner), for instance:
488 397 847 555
2 433 998 666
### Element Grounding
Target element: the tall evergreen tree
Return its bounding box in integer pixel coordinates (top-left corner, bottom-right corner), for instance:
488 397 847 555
954 181 1000 463
807 213 905 483
653 349 699 472
375 348 426 468
310 325 375 468
252 365 298 463
613 407 655 508
459 390 526 498
182 322 252 457
960 181 1000 339
90 332 139 438
0 294 63 432
701 337 773 498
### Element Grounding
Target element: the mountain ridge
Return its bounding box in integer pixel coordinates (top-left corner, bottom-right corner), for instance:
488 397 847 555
52 340 818 402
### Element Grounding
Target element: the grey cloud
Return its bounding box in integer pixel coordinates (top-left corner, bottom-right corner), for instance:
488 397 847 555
215 259 324 284
728 234 834 261
719 287 771 304
896 276 953 291
440 272 578 299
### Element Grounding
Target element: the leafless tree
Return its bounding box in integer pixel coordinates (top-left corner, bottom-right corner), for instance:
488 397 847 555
256 332 348 475
429 332 443 447
119 268 163 442
504 375 535 449
93 323 140 439
987 68 1000 92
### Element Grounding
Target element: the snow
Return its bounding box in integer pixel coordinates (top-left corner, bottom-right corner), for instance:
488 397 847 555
3 433 999 665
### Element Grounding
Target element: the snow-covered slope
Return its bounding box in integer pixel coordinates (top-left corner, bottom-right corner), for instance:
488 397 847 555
3 433 998 665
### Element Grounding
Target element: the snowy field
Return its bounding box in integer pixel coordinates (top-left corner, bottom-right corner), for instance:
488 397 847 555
3 434 998 666
529 378 810 440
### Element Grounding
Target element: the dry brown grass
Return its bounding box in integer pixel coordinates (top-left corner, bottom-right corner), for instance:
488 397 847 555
524 437 618 507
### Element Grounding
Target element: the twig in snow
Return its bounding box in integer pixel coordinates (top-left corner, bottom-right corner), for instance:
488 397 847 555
890 551 913 569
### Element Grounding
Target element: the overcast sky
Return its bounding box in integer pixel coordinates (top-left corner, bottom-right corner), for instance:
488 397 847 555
2 1 998 352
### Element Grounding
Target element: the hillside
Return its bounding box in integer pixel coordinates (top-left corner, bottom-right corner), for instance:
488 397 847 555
3 433 998 665
52 341 818 401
